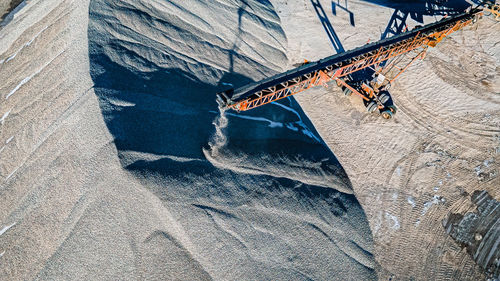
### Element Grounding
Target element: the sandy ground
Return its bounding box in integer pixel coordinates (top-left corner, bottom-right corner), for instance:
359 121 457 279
271 0 500 279
0 0 498 280
0 1 10 21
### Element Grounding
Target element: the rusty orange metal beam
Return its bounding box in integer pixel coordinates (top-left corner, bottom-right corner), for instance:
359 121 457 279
223 10 481 112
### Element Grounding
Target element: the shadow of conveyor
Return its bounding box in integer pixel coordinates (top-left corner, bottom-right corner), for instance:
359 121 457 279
88 0 377 278
360 0 472 39
312 0 346 53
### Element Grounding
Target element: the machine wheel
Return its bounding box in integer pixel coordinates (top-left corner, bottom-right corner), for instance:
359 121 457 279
366 101 378 113
387 105 398 114
381 110 393 119
342 86 353 96
379 93 390 104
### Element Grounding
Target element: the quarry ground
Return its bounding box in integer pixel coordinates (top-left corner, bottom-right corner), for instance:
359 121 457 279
0 0 499 280
274 0 500 279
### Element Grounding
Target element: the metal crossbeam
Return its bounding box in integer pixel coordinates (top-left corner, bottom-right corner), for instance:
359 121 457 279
223 10 480 112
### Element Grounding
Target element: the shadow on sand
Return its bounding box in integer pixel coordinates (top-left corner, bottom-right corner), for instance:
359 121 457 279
312 0 346 53
325 0 472 40
360 0 472 38
88 0 377 278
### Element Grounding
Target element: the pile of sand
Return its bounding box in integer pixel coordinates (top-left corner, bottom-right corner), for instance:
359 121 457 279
0 0 376 280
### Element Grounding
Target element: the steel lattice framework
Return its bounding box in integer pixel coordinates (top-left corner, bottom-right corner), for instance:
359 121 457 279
217 9 482 112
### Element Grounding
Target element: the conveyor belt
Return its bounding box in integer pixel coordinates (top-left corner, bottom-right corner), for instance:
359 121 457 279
217 8 482 111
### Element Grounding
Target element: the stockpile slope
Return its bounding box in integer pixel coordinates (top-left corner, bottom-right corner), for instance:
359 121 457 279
88 0 377 279
0 0 377 280
0 0 156 280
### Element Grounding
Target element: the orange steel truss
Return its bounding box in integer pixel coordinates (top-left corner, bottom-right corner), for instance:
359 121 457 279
381 48 428 85
229 14 478 112
486 4 500 21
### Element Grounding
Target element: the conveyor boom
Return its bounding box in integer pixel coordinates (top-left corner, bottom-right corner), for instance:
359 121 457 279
216 9 482 111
